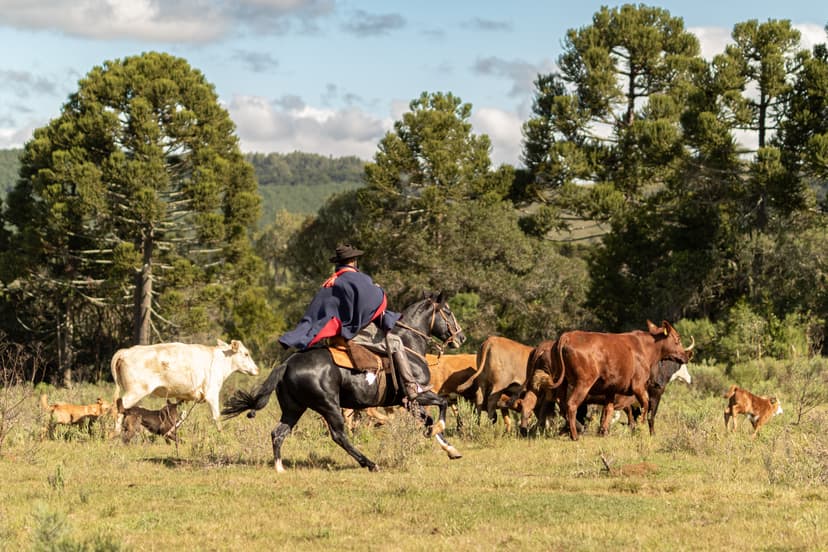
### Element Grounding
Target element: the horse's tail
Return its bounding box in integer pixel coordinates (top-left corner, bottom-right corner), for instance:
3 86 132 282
222 361 286 419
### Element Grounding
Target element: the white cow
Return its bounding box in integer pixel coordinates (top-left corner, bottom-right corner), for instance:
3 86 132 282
111 339 259 433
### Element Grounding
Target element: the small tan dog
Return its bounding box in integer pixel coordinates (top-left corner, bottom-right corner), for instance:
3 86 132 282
723 384 782 437
40 394 112 437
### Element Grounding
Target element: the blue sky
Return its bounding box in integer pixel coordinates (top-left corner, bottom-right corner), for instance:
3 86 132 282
1 1 826 166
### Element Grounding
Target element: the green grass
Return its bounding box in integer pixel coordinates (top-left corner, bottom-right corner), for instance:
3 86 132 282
1 382 826 551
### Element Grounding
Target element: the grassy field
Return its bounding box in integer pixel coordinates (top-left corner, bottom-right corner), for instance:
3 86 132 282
1 377 826 551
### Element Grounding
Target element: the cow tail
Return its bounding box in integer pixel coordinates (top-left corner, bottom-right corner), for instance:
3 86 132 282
456 339 489 393
40 393 50 412
222 361 286 419
550 334 568 389
111 351 124 406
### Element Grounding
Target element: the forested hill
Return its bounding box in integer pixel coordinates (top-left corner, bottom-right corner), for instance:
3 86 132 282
0 149 365 224
246 152 365 226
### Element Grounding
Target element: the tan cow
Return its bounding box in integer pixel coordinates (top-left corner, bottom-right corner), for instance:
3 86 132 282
426 353 478 425
111 339 259 433
456 336 534 431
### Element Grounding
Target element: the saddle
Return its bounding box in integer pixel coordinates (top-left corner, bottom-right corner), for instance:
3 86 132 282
327 336 391 374
327 336 392 403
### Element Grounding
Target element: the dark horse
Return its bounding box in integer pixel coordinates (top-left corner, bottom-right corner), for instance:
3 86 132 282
222 292 466 472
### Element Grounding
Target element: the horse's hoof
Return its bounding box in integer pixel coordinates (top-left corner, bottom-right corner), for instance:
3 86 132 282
446 446 462 460
367 464 380 472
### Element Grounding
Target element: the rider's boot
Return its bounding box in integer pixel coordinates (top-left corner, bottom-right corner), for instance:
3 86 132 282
393 351 427 402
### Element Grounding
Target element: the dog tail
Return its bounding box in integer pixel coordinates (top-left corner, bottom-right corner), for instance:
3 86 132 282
723 384 739 398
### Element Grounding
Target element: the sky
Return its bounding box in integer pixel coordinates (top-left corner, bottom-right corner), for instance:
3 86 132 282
1 1 827 167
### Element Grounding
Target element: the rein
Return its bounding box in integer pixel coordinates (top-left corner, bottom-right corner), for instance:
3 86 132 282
394 300 463 360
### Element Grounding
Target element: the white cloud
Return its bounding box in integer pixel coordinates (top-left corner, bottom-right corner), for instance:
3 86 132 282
0 119 42 148
691 23 827 61
689 26 732 60
471 107 523 167
228 95 391 159
795 23 827 51
0 0 332 41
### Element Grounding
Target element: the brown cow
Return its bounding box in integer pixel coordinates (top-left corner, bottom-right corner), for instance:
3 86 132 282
606 360 691 434
504 357 693 438
456 336 534 431
533 321 693 440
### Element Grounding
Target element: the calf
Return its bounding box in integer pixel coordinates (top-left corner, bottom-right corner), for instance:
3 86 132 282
41 394 112 436
117 398 180 444
723 385 782 438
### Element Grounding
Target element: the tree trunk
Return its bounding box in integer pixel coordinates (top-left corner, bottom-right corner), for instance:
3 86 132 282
133 227 154 345
60 306 74 388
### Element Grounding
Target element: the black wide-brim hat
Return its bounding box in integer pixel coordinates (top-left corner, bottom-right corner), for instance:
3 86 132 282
329 243 365 263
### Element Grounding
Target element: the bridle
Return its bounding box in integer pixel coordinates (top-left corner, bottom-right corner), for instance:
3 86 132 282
395 299 463 359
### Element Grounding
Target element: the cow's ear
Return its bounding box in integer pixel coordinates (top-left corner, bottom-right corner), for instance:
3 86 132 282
647 320 659 335
231 340 240 352
216 338 229 348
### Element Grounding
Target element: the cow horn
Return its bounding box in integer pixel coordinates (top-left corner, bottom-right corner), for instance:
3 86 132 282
684 335 695 351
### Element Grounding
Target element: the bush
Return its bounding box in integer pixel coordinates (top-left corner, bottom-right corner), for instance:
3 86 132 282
716 300 769 364
674 318 717 364
685 362 729 397
777 356 828 424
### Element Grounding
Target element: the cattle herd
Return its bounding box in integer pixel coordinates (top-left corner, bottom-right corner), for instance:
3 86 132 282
39 319 785 463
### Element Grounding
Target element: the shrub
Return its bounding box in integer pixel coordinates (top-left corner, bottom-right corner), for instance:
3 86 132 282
674 318 717 364
716 300 768 364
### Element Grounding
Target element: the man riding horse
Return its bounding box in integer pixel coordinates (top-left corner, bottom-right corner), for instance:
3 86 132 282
278 243 426 402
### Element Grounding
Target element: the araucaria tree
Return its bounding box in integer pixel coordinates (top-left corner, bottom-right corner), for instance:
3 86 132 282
4 52 261 379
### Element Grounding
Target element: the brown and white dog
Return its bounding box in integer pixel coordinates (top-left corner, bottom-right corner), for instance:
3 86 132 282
116 398 180 444
723 384 782 437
